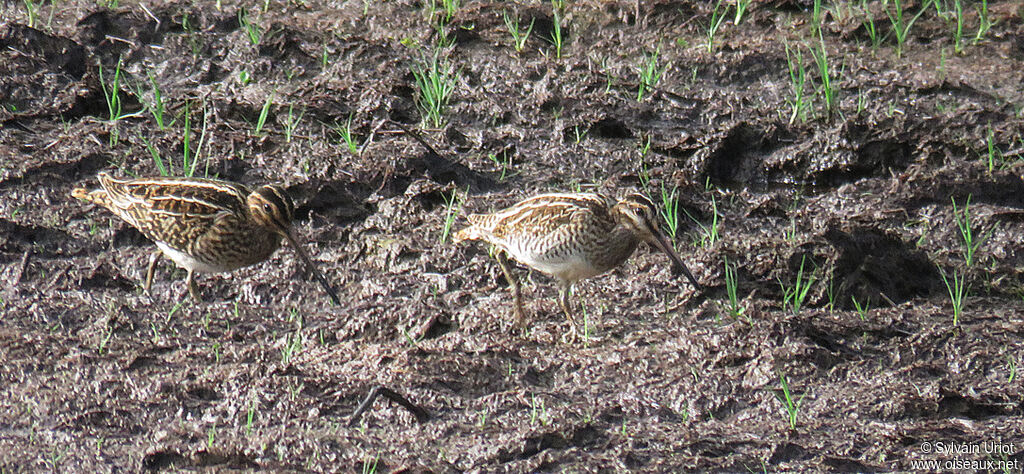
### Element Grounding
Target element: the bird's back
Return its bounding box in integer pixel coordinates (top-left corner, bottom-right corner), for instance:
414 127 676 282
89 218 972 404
73 173 252 252
456 193 623 281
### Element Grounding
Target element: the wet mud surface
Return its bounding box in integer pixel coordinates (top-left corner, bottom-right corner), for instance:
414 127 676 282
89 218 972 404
2 0 1024 471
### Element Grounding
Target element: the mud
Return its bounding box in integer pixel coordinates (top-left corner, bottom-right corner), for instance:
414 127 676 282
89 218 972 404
1 0 1023 471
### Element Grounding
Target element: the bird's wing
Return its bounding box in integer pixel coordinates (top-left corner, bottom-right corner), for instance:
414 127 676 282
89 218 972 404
480 193 613 242
99 175 248 248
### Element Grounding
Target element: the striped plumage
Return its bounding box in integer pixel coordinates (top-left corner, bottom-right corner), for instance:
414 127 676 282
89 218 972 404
454 192 701 335
71 172 340 304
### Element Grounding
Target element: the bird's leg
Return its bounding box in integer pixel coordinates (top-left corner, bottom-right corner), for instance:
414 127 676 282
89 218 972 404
186 269 202 302
496 251 525 329
144 250 161 296
558 282 579 342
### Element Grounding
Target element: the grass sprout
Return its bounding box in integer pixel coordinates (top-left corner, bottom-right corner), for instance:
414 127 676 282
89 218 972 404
779 255 816 315
983 125 1003 172
785 43 809 124
503 10 534 52
974 0 991 43
254 90 275 136
947 0 966 53
332 113 360 154
825 278 837 312
706 0 730 53
207 423 216 449
809 31 838 121
723 256 746 322
361 455 380 474
23 0 41 28
951 195 989 268
182 100 193 173
547 0 565 59
811 0 823 36
280 331 303 364
734 0 752 25
851 296 869 321
99 57 141 145
435 0 459 23
142 137 167 176
97 325 114 355
572 125 588 144
140 72 171 129
860 0 881 50
884 0 934 58
658 183 681 246
939 267 968 326
637 45 667 101
487 151 516 181
1007 354 1016 383
283 104 305 142
774 373 806 430
440 188 462 243
180 100 209 177
246 399 257 435
239 7 261 45
685 195 720 247
529 394 550 426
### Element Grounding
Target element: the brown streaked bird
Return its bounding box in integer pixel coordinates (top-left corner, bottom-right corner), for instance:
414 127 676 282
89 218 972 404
454 192 702 336
71 172 340 305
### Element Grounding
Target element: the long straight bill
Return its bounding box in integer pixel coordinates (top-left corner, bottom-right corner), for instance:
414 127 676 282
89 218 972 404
647 221 702 290
283 230 341 306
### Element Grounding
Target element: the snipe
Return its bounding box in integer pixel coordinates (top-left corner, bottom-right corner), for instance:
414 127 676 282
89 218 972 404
454 192 701 336
71 172 340 304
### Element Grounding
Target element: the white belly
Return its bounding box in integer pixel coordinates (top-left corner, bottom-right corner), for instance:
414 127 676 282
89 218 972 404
508 244 605 282
156 242 233 274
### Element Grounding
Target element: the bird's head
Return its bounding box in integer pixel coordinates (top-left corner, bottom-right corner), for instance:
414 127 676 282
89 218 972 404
248 185 295 235
614 192 702 290
247 184 341 305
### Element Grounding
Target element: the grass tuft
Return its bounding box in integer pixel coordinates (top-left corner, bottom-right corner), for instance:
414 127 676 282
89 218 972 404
411 50 458 128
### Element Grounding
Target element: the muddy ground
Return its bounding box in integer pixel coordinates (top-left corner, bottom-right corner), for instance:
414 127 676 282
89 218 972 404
2 0 1024 471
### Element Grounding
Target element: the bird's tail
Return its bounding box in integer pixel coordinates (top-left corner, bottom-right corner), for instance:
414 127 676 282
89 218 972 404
452 214 488 243
70 187 111 208
452 226 479 243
